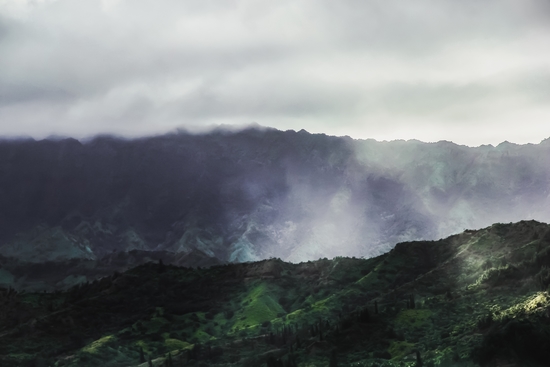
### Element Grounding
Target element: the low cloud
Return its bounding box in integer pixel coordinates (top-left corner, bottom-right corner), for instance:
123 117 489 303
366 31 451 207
1 0 550 144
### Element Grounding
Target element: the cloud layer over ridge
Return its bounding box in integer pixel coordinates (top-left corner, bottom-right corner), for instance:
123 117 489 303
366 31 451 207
1 0 550 145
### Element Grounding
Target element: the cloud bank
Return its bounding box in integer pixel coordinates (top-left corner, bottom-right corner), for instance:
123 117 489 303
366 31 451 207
1 0 550 145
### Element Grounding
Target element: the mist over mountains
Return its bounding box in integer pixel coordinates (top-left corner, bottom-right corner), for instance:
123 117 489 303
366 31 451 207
0 126 549 268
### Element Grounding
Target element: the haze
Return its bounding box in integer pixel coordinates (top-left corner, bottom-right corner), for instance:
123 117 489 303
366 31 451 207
1 0 550 146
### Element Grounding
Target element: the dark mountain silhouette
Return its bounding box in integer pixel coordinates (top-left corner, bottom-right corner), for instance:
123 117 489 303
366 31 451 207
0 127 549 288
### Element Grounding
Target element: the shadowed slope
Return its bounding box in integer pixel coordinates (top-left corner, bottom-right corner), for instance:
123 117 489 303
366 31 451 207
1 128 550 272
1 221 550 366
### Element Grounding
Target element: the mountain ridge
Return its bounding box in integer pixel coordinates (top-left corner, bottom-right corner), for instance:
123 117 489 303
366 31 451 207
0 127 549 270
1 220 550 366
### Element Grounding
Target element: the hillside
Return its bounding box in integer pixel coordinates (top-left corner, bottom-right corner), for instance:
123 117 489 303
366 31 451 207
1 128 550 282
1 220 550 366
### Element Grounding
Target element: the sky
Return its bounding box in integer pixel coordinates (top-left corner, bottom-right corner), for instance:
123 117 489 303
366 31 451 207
1 0 550 146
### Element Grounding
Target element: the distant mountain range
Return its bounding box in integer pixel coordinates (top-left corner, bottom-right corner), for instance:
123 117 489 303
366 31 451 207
0 126 549 285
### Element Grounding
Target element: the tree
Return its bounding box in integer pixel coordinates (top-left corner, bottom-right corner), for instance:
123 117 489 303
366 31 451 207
359 307 370 323
415 350 423 367
267 356 284 367
374 300 379 314
158 259 166 273
139 346 145 364
148 355 153 367
329 350 338 367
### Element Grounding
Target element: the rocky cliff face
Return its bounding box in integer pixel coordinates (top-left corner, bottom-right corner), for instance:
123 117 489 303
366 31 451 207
0 127 549 267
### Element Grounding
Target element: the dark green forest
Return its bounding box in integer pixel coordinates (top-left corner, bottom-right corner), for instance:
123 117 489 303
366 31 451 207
2 220 550 366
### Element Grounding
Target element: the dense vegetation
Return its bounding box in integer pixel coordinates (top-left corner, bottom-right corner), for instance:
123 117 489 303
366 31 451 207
1 220 550 366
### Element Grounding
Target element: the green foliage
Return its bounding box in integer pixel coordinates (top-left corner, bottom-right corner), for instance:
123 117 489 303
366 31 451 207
535 266 550 290
81 335 116 355
473 318 550 365
388 341 415 360
232 282 285 331
468 264 521 289
164 338 192 351
493 292 550 321
394 309 432 329
2 221 550 367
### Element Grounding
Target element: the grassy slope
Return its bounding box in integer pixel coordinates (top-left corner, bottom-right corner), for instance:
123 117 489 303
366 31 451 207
1 221 550 366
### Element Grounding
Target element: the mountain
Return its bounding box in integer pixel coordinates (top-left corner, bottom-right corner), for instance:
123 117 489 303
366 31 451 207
1 220 550 366
0 127 550 284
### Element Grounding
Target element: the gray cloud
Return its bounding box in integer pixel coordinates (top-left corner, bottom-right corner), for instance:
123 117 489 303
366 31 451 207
1 0 549 144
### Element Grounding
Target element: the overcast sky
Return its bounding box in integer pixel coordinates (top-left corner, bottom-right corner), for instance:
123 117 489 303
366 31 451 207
1 0 549 146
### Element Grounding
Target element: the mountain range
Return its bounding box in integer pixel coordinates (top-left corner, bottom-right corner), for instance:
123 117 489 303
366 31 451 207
1 127 550 289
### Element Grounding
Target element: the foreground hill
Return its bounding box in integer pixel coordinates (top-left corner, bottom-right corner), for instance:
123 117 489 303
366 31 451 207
0 127 550 274
1 220 550 366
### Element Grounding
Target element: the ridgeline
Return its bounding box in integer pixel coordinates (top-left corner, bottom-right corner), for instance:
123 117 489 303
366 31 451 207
1 220 550 366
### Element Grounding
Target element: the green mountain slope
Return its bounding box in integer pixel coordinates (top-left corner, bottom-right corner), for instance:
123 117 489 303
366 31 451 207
1 220 550 367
